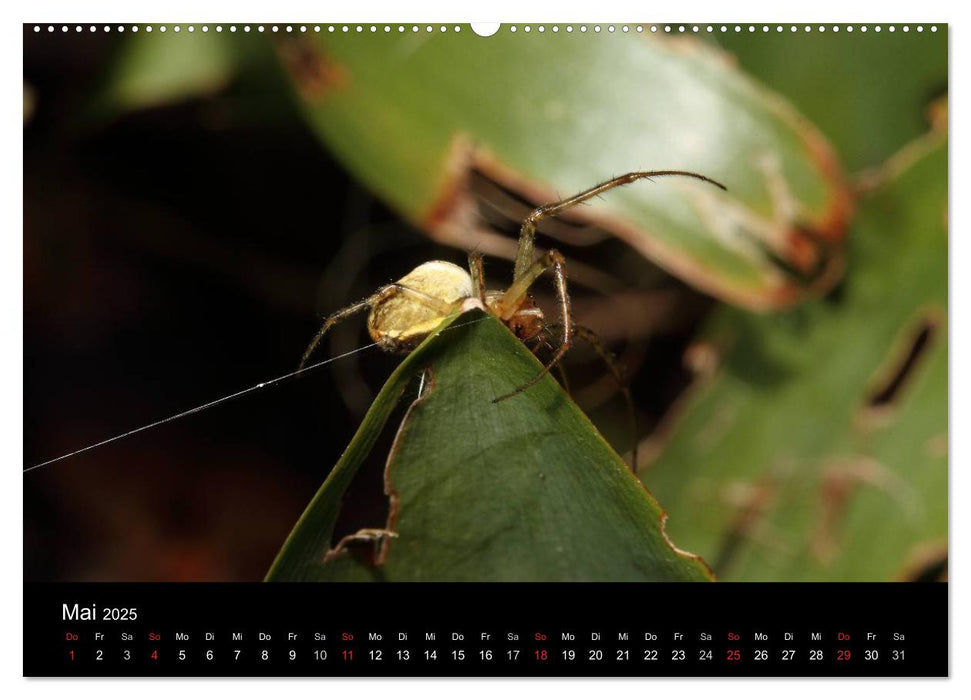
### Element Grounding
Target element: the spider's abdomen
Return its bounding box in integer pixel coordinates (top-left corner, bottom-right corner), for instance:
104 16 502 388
367 260 473 352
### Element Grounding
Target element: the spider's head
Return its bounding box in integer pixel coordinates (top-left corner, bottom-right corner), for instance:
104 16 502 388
505 295 545 343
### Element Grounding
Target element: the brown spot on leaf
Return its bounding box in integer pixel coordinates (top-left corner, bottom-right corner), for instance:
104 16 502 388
860 310 941 427
869 324 935 406
422 135 478 232
894 541 947 582
811 458 918 565
801 124 855 246
925 433 948 459
856 128 947 195
277 38 348 102
926 95 948 133
645 33 738 68
812 469 853 565
711 478 779 576
684 341 720 377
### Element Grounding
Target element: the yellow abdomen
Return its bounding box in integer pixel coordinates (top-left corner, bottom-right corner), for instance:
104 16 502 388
367 260 473 351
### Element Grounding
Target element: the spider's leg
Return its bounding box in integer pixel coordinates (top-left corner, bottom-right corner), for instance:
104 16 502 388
553 348 572 396
529 335 549 354
298 283 453 370
468 251 487 305
552 323 639 471
498 249 562 320
530 329 571 395
512 170 726 282
298 295 376 371
386 283 457 314
492 250 573 402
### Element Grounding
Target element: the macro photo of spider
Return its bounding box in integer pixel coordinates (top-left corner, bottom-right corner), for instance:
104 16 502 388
298 170 726 404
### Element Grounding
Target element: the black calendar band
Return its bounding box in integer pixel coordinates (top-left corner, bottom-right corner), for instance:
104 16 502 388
24 582 947 677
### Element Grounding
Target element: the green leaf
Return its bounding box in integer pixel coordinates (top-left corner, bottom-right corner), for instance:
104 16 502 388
98 31 238 112
278 30 852 310
715 28 947 172
640 135 947 581
88 32 297 127
266 309 713 582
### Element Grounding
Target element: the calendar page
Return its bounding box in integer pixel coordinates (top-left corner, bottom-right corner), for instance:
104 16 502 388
23 19 948 678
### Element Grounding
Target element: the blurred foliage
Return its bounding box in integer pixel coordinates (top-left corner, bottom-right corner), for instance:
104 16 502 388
641 136 947 581
715 28 947 172
97 31 237 113
267 310 712 582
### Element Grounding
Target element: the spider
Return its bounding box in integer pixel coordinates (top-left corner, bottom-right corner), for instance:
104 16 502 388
298 170 726 404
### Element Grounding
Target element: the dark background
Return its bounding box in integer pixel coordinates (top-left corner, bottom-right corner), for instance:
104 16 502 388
24 28 708 581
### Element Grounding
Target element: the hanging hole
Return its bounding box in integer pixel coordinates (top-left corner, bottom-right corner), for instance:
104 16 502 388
471 23 500 37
